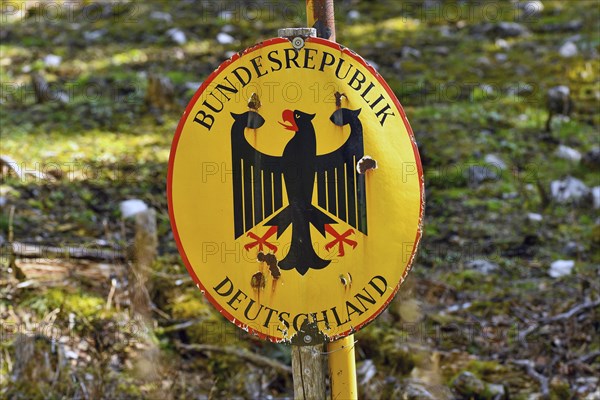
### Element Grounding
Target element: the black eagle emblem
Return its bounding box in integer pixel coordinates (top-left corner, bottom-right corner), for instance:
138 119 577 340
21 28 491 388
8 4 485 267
230 108 367 275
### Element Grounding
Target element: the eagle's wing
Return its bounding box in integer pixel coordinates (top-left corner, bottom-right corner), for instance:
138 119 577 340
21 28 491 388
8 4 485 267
315 108 367 234
230 111 285 238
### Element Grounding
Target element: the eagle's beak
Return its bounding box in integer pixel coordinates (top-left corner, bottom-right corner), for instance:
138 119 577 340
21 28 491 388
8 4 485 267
279 109 298 132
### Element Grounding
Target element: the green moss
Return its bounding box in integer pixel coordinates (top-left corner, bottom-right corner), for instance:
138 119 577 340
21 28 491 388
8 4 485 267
24 288 105 319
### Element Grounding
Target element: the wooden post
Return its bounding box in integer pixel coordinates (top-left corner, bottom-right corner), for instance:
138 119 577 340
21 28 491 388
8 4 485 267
132 208 157 319
292 344 327 399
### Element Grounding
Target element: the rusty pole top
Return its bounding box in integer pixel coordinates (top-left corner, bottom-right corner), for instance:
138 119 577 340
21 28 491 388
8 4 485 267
306 0 336 42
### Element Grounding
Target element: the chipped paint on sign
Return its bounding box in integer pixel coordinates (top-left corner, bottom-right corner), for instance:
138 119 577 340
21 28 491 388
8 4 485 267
168 37 424 344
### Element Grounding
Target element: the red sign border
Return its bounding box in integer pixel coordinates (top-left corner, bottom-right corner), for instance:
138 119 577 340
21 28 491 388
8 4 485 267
167 36 425 344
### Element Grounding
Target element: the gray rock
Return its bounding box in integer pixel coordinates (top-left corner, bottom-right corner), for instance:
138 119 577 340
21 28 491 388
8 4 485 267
221 24 235 33
347 10 360 21
402 380 436 400
83 30 105 42
452 372 507 400
402 46 421 58
515 0 544 19
484 154 507 170
559 41 578 58
562 241 584 256
550 176 590 203
549 260 575 278
166 28 186 45
150 11 172 23
480 22 531 38
216 32 235 45
466 259 499 274
466 165 501 187
184 81 202 91
592 187 600 209
495 53 508 63
43 54 62 67
528 213 543 222
119 199 148 218
357 359 376 386
366 60 379 70
555 145 582 162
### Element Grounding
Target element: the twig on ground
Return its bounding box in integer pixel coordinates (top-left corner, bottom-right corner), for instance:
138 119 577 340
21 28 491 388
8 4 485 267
176 342 292 375
512 359 550 399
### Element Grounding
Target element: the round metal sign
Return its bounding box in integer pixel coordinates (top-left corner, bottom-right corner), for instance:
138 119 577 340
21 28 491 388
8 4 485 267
168 37 423 344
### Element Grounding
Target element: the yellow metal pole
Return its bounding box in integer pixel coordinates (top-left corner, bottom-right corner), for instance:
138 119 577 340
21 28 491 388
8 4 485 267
306 1 358 398
328 335 358 399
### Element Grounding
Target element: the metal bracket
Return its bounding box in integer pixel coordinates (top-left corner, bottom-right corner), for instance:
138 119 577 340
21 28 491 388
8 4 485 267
278 28 317 50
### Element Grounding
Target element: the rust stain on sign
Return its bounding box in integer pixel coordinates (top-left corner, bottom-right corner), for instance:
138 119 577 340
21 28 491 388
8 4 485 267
251 271 265 290
258 251 281 279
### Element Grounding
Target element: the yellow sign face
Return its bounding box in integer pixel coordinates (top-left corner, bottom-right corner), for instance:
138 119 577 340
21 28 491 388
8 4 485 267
168 37 423 345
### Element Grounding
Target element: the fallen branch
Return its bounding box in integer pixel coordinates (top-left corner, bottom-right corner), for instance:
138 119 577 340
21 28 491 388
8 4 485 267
518 299 600 342
573 350 600 365
511 359 549 399
158 319 202 333
176 342 292 375
542 299 600 323
11 241 124 261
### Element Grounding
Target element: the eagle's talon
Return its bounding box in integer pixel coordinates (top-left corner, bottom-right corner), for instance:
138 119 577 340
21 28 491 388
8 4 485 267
324 224 358 257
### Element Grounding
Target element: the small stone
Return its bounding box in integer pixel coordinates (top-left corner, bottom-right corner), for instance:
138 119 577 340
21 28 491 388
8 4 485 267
476 22 530 38
477 56 491 66
555 145 582 162
562 241 584 256
527 213 543 222
402 380 436 400
452 372 507 400
184 82 202 91
495 38 510 49
559 41 578 58
495 53 508 63
119 199 149 218
366 59 379 70
347 10 360 21
466 259 499 274
357 359 376 386
592 187 600 209
150 11 172 23
549 260 575 278
515 0 544 19
64 349 79 360
83 30 105 42
466 165 500 187
221 24 235 33
166 28 186 45
43 54 62 67
216 32 235 45
401 46 421 58
484 154 507 171
550 176 589 203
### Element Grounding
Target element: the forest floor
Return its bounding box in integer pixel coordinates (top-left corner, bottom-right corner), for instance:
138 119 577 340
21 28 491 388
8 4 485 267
1 1 599 399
